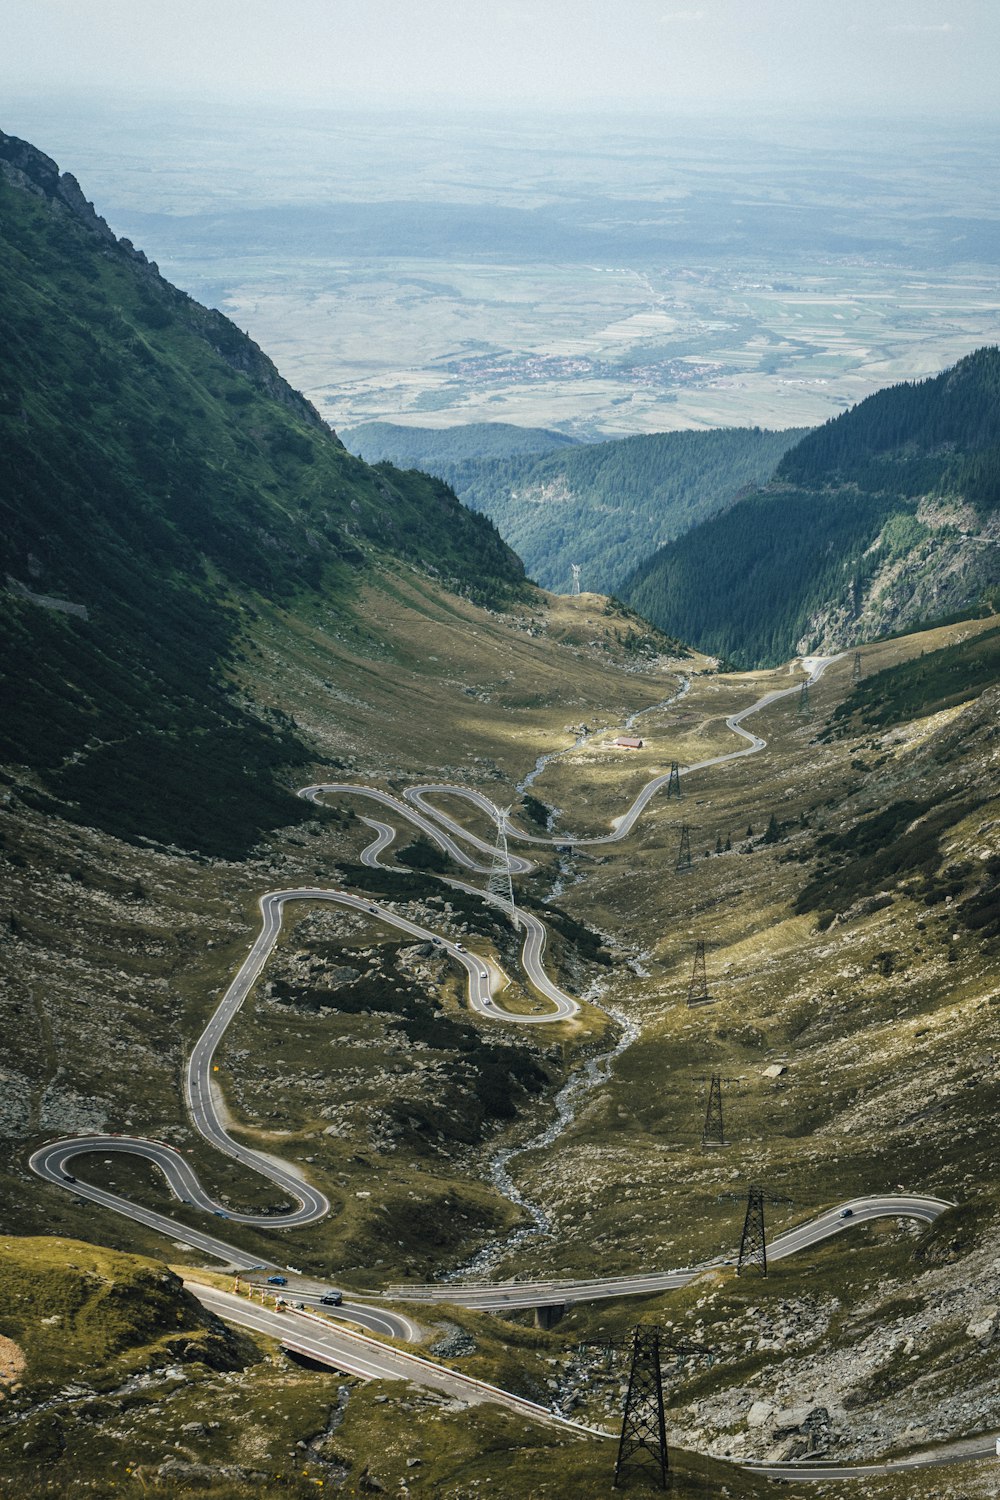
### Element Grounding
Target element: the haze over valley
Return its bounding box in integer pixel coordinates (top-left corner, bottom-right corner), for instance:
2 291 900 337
9 98 1000 439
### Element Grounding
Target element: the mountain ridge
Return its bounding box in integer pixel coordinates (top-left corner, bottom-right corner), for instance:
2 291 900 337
0 128 525 857
345 421 807 595
623 346 1000 666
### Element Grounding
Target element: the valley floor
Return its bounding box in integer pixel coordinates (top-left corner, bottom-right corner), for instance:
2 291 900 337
2 587 999 1497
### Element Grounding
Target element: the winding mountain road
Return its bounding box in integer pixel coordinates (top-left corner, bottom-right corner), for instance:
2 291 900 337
29 651 987 1476
385 1193 954 1310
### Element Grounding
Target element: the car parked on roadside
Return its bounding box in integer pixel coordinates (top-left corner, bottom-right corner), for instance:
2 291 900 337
266 1275 287 1286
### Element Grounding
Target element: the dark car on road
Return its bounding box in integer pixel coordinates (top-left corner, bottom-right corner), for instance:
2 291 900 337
266 1275 288 1286
320 1291 343 1306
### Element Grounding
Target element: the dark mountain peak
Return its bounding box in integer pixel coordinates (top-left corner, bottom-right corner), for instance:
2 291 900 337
942 342 1000 396
0 128 122 252
623 346 1000 667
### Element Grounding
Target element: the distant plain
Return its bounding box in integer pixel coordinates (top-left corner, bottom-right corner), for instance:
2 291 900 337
8 98 1000 438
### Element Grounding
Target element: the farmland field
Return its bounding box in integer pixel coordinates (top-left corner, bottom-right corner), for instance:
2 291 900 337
10 96 1000 437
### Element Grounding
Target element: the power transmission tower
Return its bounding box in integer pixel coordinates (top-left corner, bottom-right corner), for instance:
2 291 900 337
798 680 811 718
737 1185 767 1276
700 1074 726 1148
571 563 582 596
582 1325 714 1490
852 650 863 684
616 1325 668 1490
675 824 692 872
686 939 710 1006
486 806 517 928
665 760 682 799
695 1073 742 1147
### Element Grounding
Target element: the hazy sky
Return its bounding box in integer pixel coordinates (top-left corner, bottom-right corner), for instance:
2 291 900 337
5 0 1000 118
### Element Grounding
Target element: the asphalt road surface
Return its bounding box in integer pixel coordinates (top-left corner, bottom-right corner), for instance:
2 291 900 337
385 1194 954 1309
189 1284 607 1436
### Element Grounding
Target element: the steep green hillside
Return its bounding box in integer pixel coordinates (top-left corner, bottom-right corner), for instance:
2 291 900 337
0 131 523 857
0 1236 248 1394
344 422 806 594
624 347 1000 666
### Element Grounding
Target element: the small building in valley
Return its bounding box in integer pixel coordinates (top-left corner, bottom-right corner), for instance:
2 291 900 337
614 736 643 749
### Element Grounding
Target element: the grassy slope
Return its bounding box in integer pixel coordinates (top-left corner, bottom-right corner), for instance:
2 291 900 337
0 582 690 1270
0 1233 790 1500
479 615 1000 1474
0 1235 249 1391
0 579 697 1493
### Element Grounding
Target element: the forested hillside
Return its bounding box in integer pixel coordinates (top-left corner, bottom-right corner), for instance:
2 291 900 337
343 420 580 465
0 130 524 857
624 348 1000 666
345 423 806 594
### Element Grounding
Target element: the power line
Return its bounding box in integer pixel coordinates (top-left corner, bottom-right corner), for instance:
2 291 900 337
700 1074 726 1148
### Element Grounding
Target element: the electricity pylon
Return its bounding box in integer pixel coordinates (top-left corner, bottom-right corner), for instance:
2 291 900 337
737 1185 767 1276
665 761 682 799
583 1325 714 1490
699 1074 726 1148
676 824 692 872
852 650 863 684
686 939 711 1006
571 563 582 596
798 680 811 718
486 806 517 928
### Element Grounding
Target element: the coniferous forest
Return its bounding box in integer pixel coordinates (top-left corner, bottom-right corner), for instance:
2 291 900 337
345 422 806 594
623 347 1000 666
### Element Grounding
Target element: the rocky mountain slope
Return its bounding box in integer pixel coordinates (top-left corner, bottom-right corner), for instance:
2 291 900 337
624 347 1000 666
